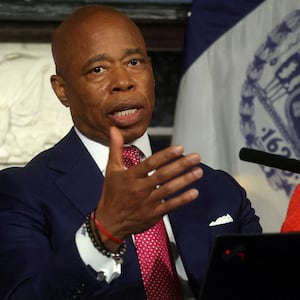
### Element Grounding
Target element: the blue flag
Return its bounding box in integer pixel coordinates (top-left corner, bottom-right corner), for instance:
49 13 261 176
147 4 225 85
173 0 300 232
182 0 265 72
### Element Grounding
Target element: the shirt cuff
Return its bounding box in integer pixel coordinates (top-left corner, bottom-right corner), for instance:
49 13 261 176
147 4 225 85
75 223 121 283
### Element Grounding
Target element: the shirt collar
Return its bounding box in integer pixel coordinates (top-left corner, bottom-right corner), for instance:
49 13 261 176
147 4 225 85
74 127 152 175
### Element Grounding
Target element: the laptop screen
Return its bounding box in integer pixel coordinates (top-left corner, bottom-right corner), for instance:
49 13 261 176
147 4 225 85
198 233 300 300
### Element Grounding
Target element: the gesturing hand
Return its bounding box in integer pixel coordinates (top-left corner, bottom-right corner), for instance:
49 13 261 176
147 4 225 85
94 126 202 249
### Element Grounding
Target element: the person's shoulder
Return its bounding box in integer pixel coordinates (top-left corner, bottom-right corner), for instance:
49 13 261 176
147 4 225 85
0 128 78 177
200 161 232 177
198 162 242 189
27 127 80 167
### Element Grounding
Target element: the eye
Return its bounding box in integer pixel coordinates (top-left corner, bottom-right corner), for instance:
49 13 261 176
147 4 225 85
129 58 140 66
92 66 105 73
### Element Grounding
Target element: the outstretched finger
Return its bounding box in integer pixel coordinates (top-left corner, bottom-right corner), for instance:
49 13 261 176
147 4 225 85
157 188 200 216
133 144 186 177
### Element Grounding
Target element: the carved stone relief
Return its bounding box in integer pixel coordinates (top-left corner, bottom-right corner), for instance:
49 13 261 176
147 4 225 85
0 43 72 167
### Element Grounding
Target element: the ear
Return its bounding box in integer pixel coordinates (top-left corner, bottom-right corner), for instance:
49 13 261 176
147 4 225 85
50 74 70 107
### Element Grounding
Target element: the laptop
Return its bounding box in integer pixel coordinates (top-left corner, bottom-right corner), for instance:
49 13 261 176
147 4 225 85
198 233 300 300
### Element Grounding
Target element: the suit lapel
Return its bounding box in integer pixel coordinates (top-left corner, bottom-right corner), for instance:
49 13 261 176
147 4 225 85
48 128 103 216
168 204 209 296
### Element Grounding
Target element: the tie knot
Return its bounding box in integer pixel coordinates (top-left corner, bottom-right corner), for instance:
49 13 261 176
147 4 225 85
122 146 143 168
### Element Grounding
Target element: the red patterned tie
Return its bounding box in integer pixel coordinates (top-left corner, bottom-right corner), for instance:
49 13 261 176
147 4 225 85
122 146 183 300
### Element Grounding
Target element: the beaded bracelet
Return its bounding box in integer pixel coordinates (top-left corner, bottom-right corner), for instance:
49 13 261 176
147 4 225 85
85 214 126 264
90 211 124 244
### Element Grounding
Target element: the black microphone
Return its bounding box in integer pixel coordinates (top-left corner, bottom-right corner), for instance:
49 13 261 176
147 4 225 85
239 148 300 174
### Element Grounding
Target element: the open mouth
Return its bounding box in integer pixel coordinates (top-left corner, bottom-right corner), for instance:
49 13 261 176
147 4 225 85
113 108 137 117
109 106 142 127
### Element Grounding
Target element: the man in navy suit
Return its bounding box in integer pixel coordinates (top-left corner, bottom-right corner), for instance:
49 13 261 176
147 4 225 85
0 5 262 299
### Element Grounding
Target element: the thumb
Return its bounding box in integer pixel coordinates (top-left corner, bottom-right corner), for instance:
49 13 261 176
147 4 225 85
107 126 124 169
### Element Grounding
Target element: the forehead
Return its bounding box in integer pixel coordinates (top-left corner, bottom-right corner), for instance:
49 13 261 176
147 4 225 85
74 10 145 48
80 23 146 68
53 8 147 72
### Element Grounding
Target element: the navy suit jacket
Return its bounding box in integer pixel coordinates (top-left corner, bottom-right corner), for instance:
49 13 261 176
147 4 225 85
0 128 262 299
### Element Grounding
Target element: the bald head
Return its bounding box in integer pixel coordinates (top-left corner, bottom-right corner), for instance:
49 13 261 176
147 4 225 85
50 5 155 144
52 5 146 77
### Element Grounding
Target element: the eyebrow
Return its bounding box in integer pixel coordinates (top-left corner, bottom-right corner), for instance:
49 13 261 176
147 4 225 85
83 48 145 68
83 54 107 69
125 48 144 56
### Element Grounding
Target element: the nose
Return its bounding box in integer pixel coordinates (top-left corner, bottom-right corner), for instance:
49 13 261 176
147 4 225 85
110 66 135 93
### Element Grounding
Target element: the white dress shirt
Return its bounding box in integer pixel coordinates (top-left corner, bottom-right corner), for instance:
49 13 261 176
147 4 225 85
74 128 195 299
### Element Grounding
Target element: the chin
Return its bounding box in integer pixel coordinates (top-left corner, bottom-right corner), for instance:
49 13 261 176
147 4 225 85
122 127 146 144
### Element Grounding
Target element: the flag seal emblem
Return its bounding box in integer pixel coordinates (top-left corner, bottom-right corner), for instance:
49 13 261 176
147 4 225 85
240 9 300 197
